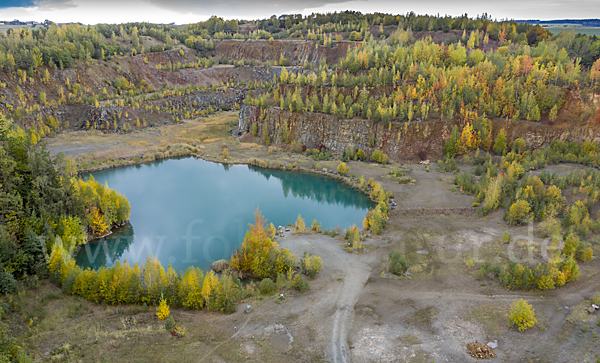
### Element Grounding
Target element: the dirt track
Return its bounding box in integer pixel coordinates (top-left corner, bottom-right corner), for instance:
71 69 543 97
276 232 374 363
329 258 371 363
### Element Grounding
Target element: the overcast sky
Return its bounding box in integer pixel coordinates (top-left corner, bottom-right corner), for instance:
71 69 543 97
0 0 597 24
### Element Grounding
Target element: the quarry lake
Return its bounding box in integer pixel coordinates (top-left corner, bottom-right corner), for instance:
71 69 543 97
75 157 373 272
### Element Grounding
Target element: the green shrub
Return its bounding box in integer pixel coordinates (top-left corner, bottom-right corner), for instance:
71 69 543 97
493 128 507 155
308 257 322 278
0 268 17 295
290 141 303 153
342 147 356 162
444 126 459 156
437 156 460 174
454 172 477 194
349 31 363 41
389 169 405 177
292 275 308 292
276 273 288 290
389 251 408 276
370 149 388 164
258 278 276 295
356 149 367 161
165 316 177 331
300 252 323 278
337 162 350 175
309 149 332 161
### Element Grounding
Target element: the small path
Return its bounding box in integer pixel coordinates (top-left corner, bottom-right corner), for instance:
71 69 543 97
391 207 476 218
330 258 371 363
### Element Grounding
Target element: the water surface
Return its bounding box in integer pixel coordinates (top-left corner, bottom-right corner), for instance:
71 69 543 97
75 157 373 271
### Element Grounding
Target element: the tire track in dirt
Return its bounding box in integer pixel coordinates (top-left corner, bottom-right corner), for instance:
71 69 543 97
197 313 252 363
330 259 371 363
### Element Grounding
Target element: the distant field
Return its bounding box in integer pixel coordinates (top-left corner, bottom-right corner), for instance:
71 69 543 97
540 23 583 27
545 27 600 36
0 25 34 33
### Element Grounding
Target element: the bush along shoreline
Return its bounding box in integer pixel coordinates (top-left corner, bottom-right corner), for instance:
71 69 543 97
47 210 322 314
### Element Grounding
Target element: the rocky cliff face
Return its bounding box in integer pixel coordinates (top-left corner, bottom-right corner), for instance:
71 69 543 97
22 88 242 132
202 39 352 66
239 105 452 159
239 105 600 160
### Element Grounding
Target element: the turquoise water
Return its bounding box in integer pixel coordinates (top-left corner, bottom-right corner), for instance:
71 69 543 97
75 157 373 272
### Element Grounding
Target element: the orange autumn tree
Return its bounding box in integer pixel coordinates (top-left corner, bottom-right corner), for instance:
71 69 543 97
231 209 297 279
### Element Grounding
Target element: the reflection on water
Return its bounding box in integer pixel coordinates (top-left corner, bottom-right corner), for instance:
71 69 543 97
78 223 135 270
248 166 372 209
75 157 373 272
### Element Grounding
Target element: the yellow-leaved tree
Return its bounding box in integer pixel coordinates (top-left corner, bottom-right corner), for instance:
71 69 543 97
337 162 350 175
509 299 536 331
156 294 170 320
231 209 297 279
294 214 306 234
179 267 204 310
202 270 218 308
142 257 168 304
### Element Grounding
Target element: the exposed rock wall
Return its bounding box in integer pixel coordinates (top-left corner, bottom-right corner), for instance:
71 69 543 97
23 89 242 132
240 105 600 160
240 105 452 160
203 39 352 66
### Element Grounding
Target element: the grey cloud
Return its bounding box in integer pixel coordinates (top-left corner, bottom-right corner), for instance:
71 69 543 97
144 0 352 18
34 0 77 10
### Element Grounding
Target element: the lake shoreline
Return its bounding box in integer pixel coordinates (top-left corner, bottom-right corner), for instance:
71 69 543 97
74 155 378 272
76 150 387 206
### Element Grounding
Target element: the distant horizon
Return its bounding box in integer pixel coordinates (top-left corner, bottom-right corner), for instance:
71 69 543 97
1 0 599 25
1 15 600 27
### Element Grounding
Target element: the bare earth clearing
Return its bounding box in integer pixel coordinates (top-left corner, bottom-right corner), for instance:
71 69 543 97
32 113 600 363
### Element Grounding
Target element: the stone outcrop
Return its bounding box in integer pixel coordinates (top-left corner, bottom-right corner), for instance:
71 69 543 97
240 105 452 160
202 39 352 66
239 105 600 161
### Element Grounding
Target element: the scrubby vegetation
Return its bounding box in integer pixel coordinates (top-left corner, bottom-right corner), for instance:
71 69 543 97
43 210 321 316
450 139 600 291
362 179 390 234
344 224 363 251
2 10 599 156
389 251 408 276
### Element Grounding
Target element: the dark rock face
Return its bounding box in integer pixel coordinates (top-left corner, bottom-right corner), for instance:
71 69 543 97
239 105 451 160
239 105 600 161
